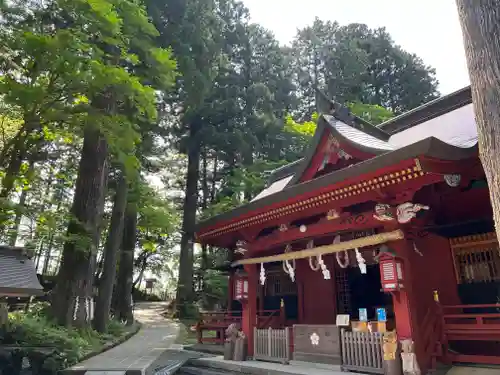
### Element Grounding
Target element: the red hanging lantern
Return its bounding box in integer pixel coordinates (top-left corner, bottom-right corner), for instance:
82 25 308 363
234 273 249 301
380 257 405 292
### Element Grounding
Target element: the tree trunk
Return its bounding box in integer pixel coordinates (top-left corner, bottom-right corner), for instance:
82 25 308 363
94 173 128 333
176 120 201 317
41 232 54 275
113 202 137 324
456 0 500 240
35 238 44 273
8 155 35 245
133 253 151 288
42 176 64 275
8 186 28 246
200 149 210 290
0 136 26 199
51 127 109 327
211 154 218 202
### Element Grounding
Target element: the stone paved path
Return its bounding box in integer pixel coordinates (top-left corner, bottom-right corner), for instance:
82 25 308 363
68 302 180 375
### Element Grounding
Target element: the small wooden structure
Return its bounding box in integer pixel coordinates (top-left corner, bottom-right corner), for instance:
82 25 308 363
0 246 44 298
0 245 44 325
195 86 500 371
0 246 49 375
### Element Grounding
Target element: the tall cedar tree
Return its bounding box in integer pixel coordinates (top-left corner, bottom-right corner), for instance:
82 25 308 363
94 171 128 332
51 0 176 327
147 0 223 316
290 19 439 119
456 0 500 242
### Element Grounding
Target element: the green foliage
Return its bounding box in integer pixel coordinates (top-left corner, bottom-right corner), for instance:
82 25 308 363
290 18 439 118
198 269 228 308
347 102 394 125
6 303 128 372
0 0 440 332
133 180 180 279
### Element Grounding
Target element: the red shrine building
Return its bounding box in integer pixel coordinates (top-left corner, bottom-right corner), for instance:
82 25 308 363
195 86 500 373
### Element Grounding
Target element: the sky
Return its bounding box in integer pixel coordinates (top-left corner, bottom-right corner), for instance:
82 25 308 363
243 0 470 95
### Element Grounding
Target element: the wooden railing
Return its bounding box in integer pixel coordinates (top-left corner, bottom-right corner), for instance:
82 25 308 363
340 330 384 374
441 303 500 365
196 309 281 344
196 311 241 344
256 309 282 329
253 327 291 363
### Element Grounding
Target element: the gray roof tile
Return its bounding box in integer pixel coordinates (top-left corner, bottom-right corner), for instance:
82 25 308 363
0 247 44 296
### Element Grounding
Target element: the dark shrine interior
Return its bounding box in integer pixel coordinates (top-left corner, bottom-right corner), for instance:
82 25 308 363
347 264 392 321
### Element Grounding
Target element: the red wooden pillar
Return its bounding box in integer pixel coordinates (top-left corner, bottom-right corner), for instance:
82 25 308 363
389 239 417 340
242 264 258 356
228 271 234 314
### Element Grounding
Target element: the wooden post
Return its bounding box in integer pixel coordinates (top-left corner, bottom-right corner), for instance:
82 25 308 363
196 321 203 344
228 271 234 315
388 239 417 340
285 327 291 361
280 298 286 326
242 264 258 356
268 327 272 358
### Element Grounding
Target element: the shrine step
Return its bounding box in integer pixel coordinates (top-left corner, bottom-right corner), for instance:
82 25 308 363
178 366 229 375
178 357 343 375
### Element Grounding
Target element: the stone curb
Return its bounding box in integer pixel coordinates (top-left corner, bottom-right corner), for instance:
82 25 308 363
60 322 142 375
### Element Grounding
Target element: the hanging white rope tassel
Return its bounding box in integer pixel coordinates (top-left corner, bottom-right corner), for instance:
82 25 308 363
283 244 296 282
333 235 349 269
73 296 79 321
85 297 90 322
308 240 320 271
355 248 367 274
307 240 331 280
318 256 331 280
259 263 266 285
284 259 296 282
90 297 94 321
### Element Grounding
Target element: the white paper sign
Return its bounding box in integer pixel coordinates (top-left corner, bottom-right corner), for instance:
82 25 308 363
336 314 350 327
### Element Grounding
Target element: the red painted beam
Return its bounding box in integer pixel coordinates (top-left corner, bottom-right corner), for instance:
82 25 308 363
198 159 419 237
204 174 444 248
248 211 381 253
199 160 453 247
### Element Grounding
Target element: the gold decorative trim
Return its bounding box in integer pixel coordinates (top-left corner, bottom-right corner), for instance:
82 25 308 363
200 162 427 239
414 158 422 172
232 230 404 266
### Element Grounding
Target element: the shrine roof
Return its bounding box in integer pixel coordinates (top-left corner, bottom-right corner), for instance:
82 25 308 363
261 86 475 197
0 246 44 297
196 86 478 242
379 86 472 134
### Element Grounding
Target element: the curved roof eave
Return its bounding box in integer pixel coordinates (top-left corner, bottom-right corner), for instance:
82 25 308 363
286 114 393 186
195 136 478 236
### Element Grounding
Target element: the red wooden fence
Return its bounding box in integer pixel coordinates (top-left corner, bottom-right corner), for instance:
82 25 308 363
196 309 282 344
442 303 500 365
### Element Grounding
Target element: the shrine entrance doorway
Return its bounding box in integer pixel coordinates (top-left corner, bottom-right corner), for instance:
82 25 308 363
335 255 393 325
261 265 298 323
